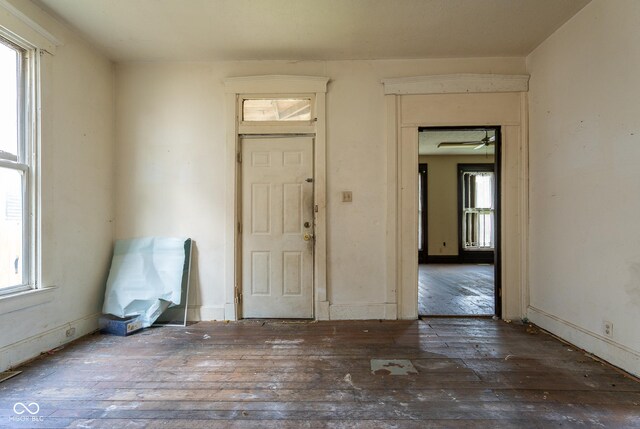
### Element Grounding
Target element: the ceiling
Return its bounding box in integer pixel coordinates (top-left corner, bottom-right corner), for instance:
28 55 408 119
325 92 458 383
35 0 590 62
419 129 496 156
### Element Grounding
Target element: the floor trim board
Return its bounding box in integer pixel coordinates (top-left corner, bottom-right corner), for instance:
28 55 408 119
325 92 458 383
0 312 100 372
329 303 396 320
528 305 640 377
196 306 226 321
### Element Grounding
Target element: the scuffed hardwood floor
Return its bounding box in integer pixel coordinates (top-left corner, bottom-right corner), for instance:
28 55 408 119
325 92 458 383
419 264 494 316
1 319 639 428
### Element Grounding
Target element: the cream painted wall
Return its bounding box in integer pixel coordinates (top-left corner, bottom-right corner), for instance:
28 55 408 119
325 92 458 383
115 58 526 320
0 0 114 370
527 0 640 376
419 155 494 256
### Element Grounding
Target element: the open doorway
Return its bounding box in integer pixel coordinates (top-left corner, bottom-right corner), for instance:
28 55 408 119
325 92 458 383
418 126 501 317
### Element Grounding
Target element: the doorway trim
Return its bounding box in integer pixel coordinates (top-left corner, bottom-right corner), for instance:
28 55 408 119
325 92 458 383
383 74 529 321
223 75 330 320
418 163 428 264
418 126 502 317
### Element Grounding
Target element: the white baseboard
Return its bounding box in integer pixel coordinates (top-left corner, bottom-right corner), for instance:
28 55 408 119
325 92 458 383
0 312 100 372
197 305 226 321
223 303 236 320
316 300 330 320
384 303 398 319
329 303 397 320
528 306 640 377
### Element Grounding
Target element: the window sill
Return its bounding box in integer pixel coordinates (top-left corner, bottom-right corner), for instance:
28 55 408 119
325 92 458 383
0 286 57 315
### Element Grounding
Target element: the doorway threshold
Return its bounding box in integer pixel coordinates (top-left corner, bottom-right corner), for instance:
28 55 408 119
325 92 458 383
419 314 495 319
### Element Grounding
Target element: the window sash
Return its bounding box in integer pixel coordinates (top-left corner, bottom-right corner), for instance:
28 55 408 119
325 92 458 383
0 35 34 294
461 171 495 251
462 210 494 249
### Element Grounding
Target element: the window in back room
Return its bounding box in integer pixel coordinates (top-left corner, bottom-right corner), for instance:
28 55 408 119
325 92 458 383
460 166 495 251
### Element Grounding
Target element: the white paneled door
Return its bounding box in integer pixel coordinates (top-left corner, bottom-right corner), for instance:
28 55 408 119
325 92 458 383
241 136 314 318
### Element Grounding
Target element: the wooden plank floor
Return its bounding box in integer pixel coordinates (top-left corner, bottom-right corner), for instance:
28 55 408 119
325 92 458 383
1 319 639 428
419 264 494 316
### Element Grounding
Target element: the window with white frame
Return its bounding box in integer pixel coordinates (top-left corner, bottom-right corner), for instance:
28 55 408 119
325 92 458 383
0 35 35 294
460 169 495 251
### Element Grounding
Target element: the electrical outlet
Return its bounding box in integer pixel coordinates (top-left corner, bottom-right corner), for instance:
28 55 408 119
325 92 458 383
65 327 76 338
603 321 613 338
342 191 353 202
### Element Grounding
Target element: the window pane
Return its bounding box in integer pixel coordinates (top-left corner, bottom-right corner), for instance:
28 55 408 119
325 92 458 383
0 168 24 288
475 173 493 208
478 212 493 248
243 98 311 121
0 40 19 159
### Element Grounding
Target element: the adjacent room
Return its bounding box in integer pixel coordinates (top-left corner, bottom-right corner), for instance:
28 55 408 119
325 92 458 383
0 0 639 427
418 128 498 317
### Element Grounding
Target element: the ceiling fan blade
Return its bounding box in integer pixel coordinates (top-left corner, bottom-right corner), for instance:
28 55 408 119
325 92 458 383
438 143 478 149
436 132 495 149
438 140 484 147
474 141 496 150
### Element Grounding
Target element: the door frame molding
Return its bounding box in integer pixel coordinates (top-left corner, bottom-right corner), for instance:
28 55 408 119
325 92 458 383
418 163 428 264
383 74 530 321
223 75 330 320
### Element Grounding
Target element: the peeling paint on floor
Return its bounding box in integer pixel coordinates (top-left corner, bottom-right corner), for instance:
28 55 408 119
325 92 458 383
371 359 418 375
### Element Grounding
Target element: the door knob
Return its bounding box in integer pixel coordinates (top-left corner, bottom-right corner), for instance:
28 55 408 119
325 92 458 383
303 233 312 241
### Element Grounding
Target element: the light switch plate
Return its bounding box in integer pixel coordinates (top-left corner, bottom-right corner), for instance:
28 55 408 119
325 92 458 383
342 191 353 202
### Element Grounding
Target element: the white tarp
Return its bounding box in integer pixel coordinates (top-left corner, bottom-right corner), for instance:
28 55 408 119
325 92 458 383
102 237 187 328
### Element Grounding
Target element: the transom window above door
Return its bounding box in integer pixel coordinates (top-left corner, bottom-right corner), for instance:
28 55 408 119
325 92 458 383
242 97 312 122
